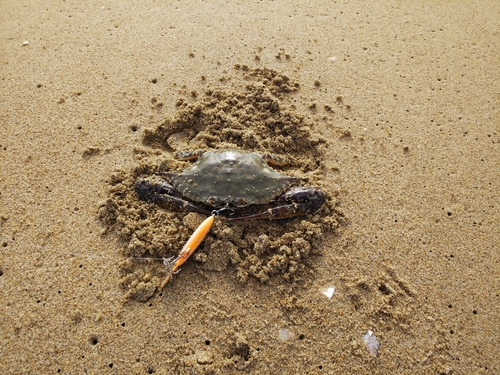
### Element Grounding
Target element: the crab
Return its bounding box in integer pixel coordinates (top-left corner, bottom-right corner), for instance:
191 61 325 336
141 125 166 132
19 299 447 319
135 148 326 220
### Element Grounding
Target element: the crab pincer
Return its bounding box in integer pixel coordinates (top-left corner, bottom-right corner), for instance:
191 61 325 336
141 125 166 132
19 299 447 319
160 213 215 288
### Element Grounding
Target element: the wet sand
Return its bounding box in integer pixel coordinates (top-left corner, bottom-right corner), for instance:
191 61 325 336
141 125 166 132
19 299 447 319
1 1 499 374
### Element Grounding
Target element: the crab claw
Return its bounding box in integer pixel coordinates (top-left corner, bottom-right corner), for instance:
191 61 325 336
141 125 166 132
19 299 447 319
283 187 326 214
135 179 155 202
228 187 326 221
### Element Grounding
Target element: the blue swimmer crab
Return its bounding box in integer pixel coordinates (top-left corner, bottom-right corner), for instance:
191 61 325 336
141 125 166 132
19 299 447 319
135 148 326 220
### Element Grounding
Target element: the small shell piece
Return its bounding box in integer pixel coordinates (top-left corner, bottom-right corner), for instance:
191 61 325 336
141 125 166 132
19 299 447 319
321 286 335 299
22 41 29 46
278 328 295 342
362 330 380 357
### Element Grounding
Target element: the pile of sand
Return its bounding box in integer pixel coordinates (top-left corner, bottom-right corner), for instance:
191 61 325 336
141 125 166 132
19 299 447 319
98 66 344 301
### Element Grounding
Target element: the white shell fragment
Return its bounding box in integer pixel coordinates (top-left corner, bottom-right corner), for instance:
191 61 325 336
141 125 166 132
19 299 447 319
362 330 380 357
321 286 335 299
22 41 29 46
278 328 295 342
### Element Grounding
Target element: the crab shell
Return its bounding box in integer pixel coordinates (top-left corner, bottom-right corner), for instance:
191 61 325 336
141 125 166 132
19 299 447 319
165 149 298 208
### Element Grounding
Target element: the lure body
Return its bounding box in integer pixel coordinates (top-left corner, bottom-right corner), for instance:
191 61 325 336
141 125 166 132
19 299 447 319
161 214 215 288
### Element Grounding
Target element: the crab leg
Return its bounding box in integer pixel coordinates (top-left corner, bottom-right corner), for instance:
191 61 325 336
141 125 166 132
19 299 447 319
151 194 212 214
228 203 308 221
135 179 212 214
161 214 215 288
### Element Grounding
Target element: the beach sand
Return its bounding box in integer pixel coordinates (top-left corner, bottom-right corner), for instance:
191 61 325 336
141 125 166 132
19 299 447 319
1 1 498 374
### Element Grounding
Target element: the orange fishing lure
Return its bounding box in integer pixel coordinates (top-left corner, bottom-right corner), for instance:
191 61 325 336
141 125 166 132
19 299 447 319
161 214 215 288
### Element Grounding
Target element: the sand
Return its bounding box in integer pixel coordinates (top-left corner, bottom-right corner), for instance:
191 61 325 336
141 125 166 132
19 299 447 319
1 1 498 374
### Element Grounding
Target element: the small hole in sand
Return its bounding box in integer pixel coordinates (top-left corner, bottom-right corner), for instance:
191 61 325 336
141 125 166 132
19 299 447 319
378 284 391 295
90 335 98 345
